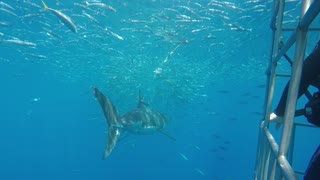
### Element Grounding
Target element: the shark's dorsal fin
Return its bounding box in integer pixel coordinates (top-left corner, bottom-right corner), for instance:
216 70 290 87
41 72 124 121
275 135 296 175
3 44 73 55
159 129 176 141
137 90 149 108
138 89 143 102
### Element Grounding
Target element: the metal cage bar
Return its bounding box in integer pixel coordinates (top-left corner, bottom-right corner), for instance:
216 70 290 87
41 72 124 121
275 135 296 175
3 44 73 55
255 0 320 179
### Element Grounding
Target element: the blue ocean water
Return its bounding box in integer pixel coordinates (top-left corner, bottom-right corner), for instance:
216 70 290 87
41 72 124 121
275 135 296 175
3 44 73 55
1 0 320 179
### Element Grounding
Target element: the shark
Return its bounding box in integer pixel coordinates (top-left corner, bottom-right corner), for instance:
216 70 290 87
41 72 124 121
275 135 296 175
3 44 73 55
92 87 175 159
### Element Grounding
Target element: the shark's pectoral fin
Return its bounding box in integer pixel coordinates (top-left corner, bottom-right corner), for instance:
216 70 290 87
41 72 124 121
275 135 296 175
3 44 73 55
159 129 176 141
103 127 120 159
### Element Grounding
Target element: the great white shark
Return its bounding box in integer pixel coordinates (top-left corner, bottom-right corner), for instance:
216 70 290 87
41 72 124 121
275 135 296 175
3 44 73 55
92 87 175 159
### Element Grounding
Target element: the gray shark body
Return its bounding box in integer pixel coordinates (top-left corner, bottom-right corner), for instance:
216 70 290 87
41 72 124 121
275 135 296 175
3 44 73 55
92 87 175 159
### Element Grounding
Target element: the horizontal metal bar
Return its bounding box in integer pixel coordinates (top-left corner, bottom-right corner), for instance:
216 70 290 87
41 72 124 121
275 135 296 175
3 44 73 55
276 73 291 77
294 122 319 128
308 27 320 31
282 27 296 31
283 27 320 31
295 170 305 175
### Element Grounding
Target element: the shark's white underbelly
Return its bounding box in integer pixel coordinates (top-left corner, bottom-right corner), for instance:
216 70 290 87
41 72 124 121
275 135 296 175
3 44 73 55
124 121 162 134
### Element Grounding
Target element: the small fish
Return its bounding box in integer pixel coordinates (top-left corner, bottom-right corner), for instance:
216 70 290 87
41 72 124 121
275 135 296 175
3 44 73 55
25 53 47 59
22 14 41 18
107 29 124 40
194 145 201 150
164 8 178 13
0 1 15 11
194 168 205 176
41 0 77 33
193 3 203 8
82 11 100 25
31 97 41 102
23 1 41 9
0 21 10 26
175 19 202 23
191 28 206 33
4 39 36 47
179 153 189 161
85 1 116 13
0 7 17 17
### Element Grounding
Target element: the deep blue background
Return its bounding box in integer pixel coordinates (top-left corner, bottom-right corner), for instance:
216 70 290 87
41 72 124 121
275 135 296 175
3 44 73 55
1 0 320 179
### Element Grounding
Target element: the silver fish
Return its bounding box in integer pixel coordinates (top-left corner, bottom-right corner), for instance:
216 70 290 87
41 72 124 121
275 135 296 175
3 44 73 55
41 0 77 33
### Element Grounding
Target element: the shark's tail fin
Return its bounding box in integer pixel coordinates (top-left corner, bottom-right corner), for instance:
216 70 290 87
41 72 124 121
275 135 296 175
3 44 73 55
92 87 121 159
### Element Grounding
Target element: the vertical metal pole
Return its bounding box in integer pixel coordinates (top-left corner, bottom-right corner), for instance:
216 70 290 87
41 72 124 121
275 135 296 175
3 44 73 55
263 0 286 128
256 0 286 179
260 136 267 179
256 123 265 179
263 148 271 180
255 0 282 178
279 0 310 158
287 124 296 164
270 151 278 180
